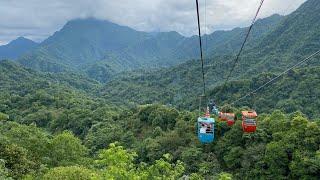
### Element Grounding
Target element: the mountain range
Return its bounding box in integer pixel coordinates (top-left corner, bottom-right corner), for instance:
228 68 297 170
2 11 284 82
0 0 319 109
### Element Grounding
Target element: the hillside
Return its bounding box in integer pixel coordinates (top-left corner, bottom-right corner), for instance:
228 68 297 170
99 60 320 118
0 60 116 136
210 66 320 119
99 57 224 108
0 61 319 179
186 14 284 58
0 37 38 60
0 60 100 93
238 0 320 76
99 0 320 108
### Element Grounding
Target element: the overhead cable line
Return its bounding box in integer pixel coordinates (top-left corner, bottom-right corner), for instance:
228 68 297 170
220 0 265 89
196 0 206 96
205 0 208 59
231 49 320 105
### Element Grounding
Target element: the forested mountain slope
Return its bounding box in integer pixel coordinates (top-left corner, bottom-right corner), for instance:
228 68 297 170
100 0 320 110
100 62 320 118
237 0 320 76
0 60 100 93
0 60 117 138
0 37 38 60
210 66 320 118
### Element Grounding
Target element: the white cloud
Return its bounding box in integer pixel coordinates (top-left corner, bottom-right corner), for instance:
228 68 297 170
0 0 307 44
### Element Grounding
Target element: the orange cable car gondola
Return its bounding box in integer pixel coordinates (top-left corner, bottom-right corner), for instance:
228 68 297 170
219 112 236 126
241 111 258 133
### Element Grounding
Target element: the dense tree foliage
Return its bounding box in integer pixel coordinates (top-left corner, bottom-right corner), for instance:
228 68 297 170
101 64 320 120
1 94 319 179
1 1 320 179
1 59 320 179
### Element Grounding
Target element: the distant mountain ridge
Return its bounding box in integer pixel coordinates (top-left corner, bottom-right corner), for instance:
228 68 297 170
15 14 283 82
0 60 99 93
3 0 318 85
0 37 38 60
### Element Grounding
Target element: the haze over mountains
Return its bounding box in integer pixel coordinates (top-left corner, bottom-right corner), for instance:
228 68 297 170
0 37 38 60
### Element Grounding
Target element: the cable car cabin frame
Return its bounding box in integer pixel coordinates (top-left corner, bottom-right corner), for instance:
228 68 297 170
197 117 215 143
219 112 236 126
241 111 258 133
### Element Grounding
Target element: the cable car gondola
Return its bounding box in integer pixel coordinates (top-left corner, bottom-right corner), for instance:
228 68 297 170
241 111 258 133
197 116 215 143
219 112 235 126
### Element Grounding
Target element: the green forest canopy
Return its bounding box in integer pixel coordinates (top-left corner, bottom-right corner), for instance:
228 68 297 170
1 1 320 179
0 61 319 179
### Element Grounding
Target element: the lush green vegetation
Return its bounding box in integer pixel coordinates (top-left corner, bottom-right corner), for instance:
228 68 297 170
99 60 320 120
1 96 319 179
98 0 320 109
1 0 320 179
0 61 319 179
210 67 320 119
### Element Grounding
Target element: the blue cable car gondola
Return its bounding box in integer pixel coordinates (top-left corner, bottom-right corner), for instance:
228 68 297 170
197 117 215 143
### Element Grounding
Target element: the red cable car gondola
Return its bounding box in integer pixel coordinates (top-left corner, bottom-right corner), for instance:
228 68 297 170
241 111 258 133
219 112 236 126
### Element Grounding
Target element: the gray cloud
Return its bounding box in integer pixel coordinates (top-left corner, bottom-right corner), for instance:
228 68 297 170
0 0 307 45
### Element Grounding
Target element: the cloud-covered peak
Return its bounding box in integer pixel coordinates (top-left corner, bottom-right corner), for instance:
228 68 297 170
0 0 307 44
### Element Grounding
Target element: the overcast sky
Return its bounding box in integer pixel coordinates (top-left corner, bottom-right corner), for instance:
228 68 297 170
0 0 307 45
